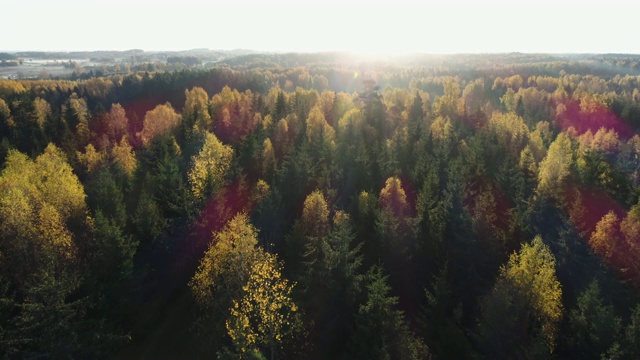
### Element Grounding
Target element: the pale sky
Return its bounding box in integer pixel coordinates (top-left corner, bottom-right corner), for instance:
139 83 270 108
2 0 639 54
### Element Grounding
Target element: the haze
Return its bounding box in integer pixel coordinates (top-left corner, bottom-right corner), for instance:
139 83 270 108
2 0 640 54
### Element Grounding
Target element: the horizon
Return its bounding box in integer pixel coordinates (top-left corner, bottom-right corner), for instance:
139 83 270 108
3 49 640 56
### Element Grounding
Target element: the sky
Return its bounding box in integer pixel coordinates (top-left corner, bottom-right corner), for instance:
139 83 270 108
2 0 640 54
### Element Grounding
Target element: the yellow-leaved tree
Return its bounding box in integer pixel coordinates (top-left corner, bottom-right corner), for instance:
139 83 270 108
301 189 330 238
190 214 265 310
589 211 621 260
183 87 211 135
305 105 335 150
0 144 87 269
190 213 303 358
110 136 137 177
486 112 530 155
190 213 267 352
377 176 412 251
479 236 563 358
226 253 303 360
537 132 574 202
137 102 181 145
260 138 276 180
0 143 91 356
33 97 52 129
188 131 233 203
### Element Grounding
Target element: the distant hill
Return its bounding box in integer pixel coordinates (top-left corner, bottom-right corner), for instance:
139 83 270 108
0 52 16 60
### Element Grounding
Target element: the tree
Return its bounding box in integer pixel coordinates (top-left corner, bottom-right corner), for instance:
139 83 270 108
0 144 91 357
183 87 211 137
589 211 621 260
88 211 137 321
625 304 640 359
478 236 563 358
211 86 258 144
301 190 330 238
305 105 335 151
461 79 486 118
77 143 106 174
272 118 290 159
408 92 425 151
138 102 181 145
102 103 129 144
299 206 364 357
350 266 430 360
68 97 90 148
569 280 622 359
327 211 363 303
272 90 287 121
621 202 640 252
377 176 414 263
470 185 507 259
260 138 276 180
143 135 190 220
33 97 51 130
537 133 574 202
226 253 303 360
434 78 461 120
379 176 410 219
86 167 127 227
486 112 530 155
415 166 449 275
420 267 473 359
110 135 137 177
0 98 13 138
190 213 268 351
294 190 331 288
191 214 264 309
501 88 518 113
132 189 167 245
188 131 234 203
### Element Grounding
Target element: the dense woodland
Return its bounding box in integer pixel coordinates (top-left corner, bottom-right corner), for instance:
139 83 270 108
1 52 640 359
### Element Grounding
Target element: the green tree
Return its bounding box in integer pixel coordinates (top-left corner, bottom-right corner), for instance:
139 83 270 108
350 266 430 360
377 177 413 261
132 188 167 245
85 167 127 229
420 267 472 359
621 202 640 252
68 96 90 149
624 304 640 359
88 211 137 322
569 280 622 359
300 207 364 357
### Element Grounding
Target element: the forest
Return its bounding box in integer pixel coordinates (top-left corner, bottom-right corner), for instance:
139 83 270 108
1 52 640 359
